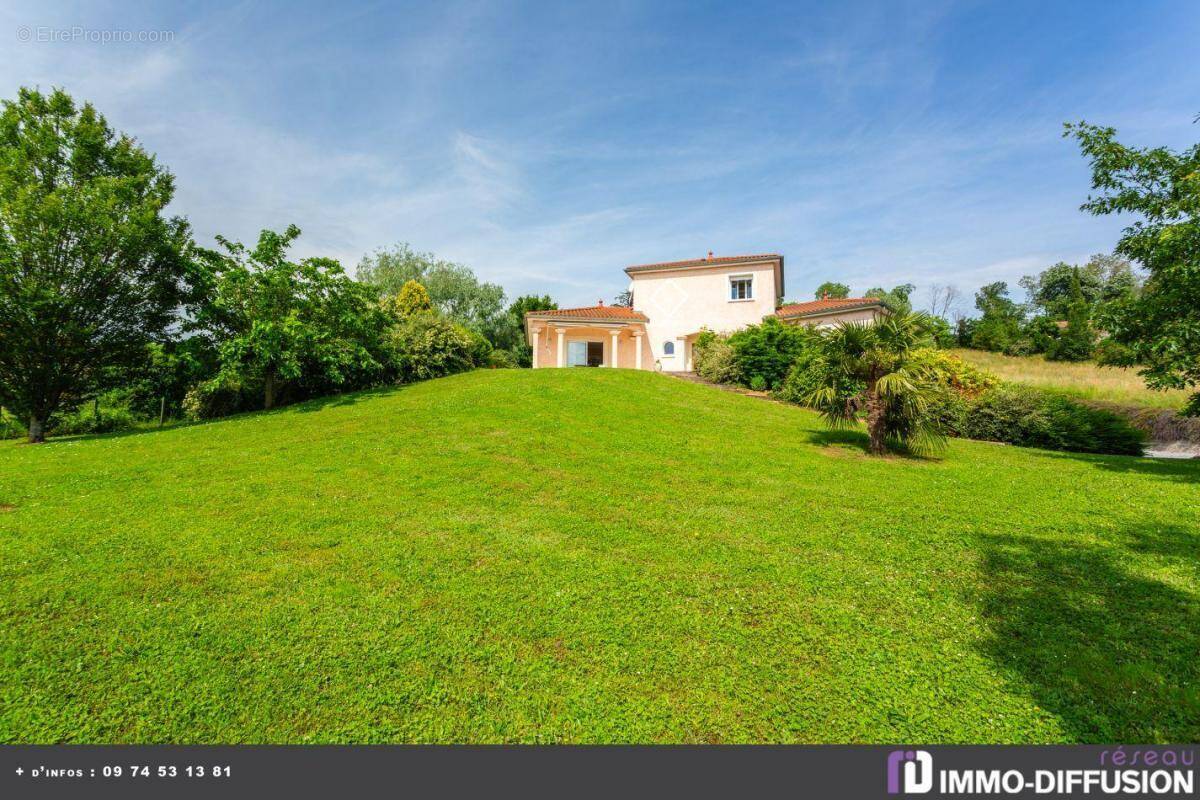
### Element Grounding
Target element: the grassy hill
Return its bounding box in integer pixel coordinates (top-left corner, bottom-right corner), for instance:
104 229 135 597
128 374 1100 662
951 348 1190 410
1 369 1197 743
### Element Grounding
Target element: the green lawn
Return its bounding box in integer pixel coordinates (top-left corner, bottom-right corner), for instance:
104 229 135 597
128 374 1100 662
1 369 1197 743
951 348 1190 410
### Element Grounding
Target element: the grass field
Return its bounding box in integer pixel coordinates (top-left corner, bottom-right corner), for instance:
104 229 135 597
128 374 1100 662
1 369 1197 743
951 348 1189 410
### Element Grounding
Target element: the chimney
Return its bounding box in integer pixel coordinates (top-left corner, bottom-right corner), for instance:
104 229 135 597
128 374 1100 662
597 299 604 306
707 251 713 260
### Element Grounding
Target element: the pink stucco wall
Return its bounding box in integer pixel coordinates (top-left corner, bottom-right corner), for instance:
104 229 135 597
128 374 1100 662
628 260 780 371
529 324 652 369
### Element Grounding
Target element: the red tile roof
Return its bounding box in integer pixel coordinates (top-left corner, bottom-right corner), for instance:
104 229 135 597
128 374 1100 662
525 304 649 322
774 297 883 318
624 253 782 274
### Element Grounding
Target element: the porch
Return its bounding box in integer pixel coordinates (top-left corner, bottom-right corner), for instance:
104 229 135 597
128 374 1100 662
525 304 652 369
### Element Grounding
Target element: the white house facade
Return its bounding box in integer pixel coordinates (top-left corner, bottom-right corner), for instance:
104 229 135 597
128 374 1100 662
525 253 884 371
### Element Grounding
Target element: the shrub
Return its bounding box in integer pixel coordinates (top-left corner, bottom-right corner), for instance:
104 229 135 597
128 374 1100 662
727 317 811 389
748 374 767 391
962 384 1144 455
1094 338 1136 367
183 377 249 421
962 385 1049 446
907 348 999 398
384 313 477 383
1 407 26 439
461 326 494 367
692 330 741 384
49 400 137 436
486 349 518 369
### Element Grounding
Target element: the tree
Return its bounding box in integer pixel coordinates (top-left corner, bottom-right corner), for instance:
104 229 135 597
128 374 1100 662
193 225 384 410
492 294 556 365
612 289 633 307
1067 121 1200 414
357 244 506 342
383 279 433 318
802 312 945 455
1046 292 1095 362
0 88 195 442
814 281 850 300
865 283 915 314
970 282 1024 352
926 284 962 319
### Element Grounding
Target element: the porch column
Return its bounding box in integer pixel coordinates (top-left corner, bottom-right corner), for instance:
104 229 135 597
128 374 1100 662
530 328 540 369
610 330 620 368
556 328 566 368
634 332 643 370
677 337 687 372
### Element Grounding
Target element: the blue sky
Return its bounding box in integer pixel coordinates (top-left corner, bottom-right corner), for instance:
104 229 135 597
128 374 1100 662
3 1 1199 313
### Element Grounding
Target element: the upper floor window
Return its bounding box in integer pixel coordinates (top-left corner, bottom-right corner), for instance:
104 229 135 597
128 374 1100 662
729 275 753 301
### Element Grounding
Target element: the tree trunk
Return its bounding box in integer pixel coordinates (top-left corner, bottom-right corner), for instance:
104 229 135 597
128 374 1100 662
263 369 276 410
865 385 887 455
27 414 45 444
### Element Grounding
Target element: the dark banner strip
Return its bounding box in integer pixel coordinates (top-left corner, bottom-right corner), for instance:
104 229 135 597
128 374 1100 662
1 745 1195 799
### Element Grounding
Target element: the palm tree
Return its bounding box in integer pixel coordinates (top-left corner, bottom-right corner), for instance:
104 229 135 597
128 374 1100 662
803 312 945 455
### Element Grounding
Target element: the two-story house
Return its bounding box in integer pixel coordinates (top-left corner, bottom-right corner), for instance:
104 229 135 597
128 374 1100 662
525 253 884 371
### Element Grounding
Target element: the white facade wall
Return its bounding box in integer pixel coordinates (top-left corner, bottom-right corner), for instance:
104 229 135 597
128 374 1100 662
629 261 779 372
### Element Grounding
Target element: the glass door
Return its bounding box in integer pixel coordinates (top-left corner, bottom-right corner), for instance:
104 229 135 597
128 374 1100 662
567 341 588 366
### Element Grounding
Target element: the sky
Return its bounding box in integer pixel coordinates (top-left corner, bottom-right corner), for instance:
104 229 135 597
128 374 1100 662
2 1 1198 314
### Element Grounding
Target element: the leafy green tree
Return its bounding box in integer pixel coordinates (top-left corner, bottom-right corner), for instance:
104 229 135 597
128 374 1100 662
802 313 945 455
814 281 850 299
970 282 1024 352
1020 262 1102 319
357 244 506 342
1068 121 1200 414
613 290 633 307
1020 255 1139 320
0 88 195 442
194 225 384 410
1046 293 1096 362
382 279 433 319
865 283 915 314
494 294 556 366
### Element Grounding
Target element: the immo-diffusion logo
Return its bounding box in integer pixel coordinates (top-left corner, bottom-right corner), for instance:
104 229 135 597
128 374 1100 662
887 750 933 794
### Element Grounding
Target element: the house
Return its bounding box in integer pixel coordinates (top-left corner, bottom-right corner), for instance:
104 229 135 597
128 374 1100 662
525 253 885 371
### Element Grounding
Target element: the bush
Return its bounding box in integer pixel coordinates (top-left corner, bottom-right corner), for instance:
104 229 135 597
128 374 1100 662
486 349 518 369
928 316 957 349
962 384 1144 455
461 326 494 367
384 313 477 383
692 330 741 384
748 374 767 391
1094 338 1136 367
1 407 25 439
183 377 249 421
49 401 137 436
907 348 999 398
727 317 812 389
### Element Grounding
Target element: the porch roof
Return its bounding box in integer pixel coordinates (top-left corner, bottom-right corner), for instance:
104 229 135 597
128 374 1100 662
525 304 648 324
773 297 883 320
